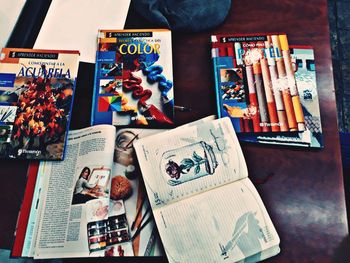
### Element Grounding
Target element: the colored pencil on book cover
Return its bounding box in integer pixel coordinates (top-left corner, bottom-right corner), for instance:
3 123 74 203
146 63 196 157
246 65 262 132
279 34 306 131
265 36 289 132
271 35 298 131
253 61 270 132
260 57 280 132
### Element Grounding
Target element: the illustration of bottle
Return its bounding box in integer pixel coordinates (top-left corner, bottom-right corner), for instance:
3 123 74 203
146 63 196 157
160 141 218 186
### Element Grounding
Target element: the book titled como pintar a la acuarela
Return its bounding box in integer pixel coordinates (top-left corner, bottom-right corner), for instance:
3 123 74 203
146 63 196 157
0 48 80 160
91 29 175 128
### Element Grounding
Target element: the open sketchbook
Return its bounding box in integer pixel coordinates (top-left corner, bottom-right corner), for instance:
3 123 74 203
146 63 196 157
134 117 280 262
11 125 165 258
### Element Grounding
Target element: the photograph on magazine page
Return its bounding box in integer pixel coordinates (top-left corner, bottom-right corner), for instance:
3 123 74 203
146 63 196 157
72 166 111 205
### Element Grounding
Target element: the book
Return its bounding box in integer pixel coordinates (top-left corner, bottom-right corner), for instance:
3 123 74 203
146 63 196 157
211 33 323 148
11 125 165 258
133 117 280 263
0 48 80 160
91 29 175 128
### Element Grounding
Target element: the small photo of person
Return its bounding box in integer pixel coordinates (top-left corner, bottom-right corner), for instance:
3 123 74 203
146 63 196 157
220 68 243 83
100 63 123 77
99 79 122 94
72 167 99 205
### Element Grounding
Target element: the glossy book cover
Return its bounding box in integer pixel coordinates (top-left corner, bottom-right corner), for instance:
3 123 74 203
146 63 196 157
0 48 80 160
91 29 174 128
211 33 323 148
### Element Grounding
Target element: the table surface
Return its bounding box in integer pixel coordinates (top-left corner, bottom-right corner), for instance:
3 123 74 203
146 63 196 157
1 0 349 262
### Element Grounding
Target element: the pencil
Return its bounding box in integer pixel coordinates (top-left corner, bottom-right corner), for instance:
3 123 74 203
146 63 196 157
260 57 280 132
131 213 153 241
245 65 262 132
131 196 146 231
265 36 289 131
271 35 298 131
253 61 270 132
132 205 151 232
279 34 306 131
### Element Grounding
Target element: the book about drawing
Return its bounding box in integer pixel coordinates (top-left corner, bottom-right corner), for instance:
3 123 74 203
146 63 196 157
211 33 323 148
91 29 174 128
0 48 80 160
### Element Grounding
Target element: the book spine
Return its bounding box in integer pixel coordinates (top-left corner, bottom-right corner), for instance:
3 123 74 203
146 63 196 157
11 162 39 257
91 50 101 125
211 45 222 119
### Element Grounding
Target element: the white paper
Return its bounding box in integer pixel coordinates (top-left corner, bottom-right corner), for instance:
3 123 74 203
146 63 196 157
34 0 131 63
134 117 280 262
153 179 280 263
0 0 26 47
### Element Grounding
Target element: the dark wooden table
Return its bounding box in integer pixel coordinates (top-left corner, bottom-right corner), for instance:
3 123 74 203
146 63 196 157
1 0 348 262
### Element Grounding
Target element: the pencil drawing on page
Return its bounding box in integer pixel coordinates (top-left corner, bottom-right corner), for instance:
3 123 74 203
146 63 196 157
160 141 218 186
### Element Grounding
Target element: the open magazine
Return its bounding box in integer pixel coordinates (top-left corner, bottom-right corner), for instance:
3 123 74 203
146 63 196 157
134 117 280 263
11 125 165 258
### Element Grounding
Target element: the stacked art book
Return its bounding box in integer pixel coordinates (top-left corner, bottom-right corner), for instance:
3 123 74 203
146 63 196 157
134 117 280 263
211 33 323 147
91 29 174 128
0 48 80 160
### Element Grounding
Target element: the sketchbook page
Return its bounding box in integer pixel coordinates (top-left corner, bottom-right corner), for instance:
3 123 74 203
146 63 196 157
0 0 25 47
34 125 116 258
134 117 248 209
34 0 131 63
236 245 280 263
153 178 280 263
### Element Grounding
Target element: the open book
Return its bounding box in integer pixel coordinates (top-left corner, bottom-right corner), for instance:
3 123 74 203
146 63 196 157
11 124 165 258
134 117 280 262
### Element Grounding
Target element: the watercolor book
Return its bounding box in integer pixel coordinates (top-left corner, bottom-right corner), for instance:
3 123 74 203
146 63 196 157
0 48 80 160
134 117 280 263
91 29 174 128
211 33 323 148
